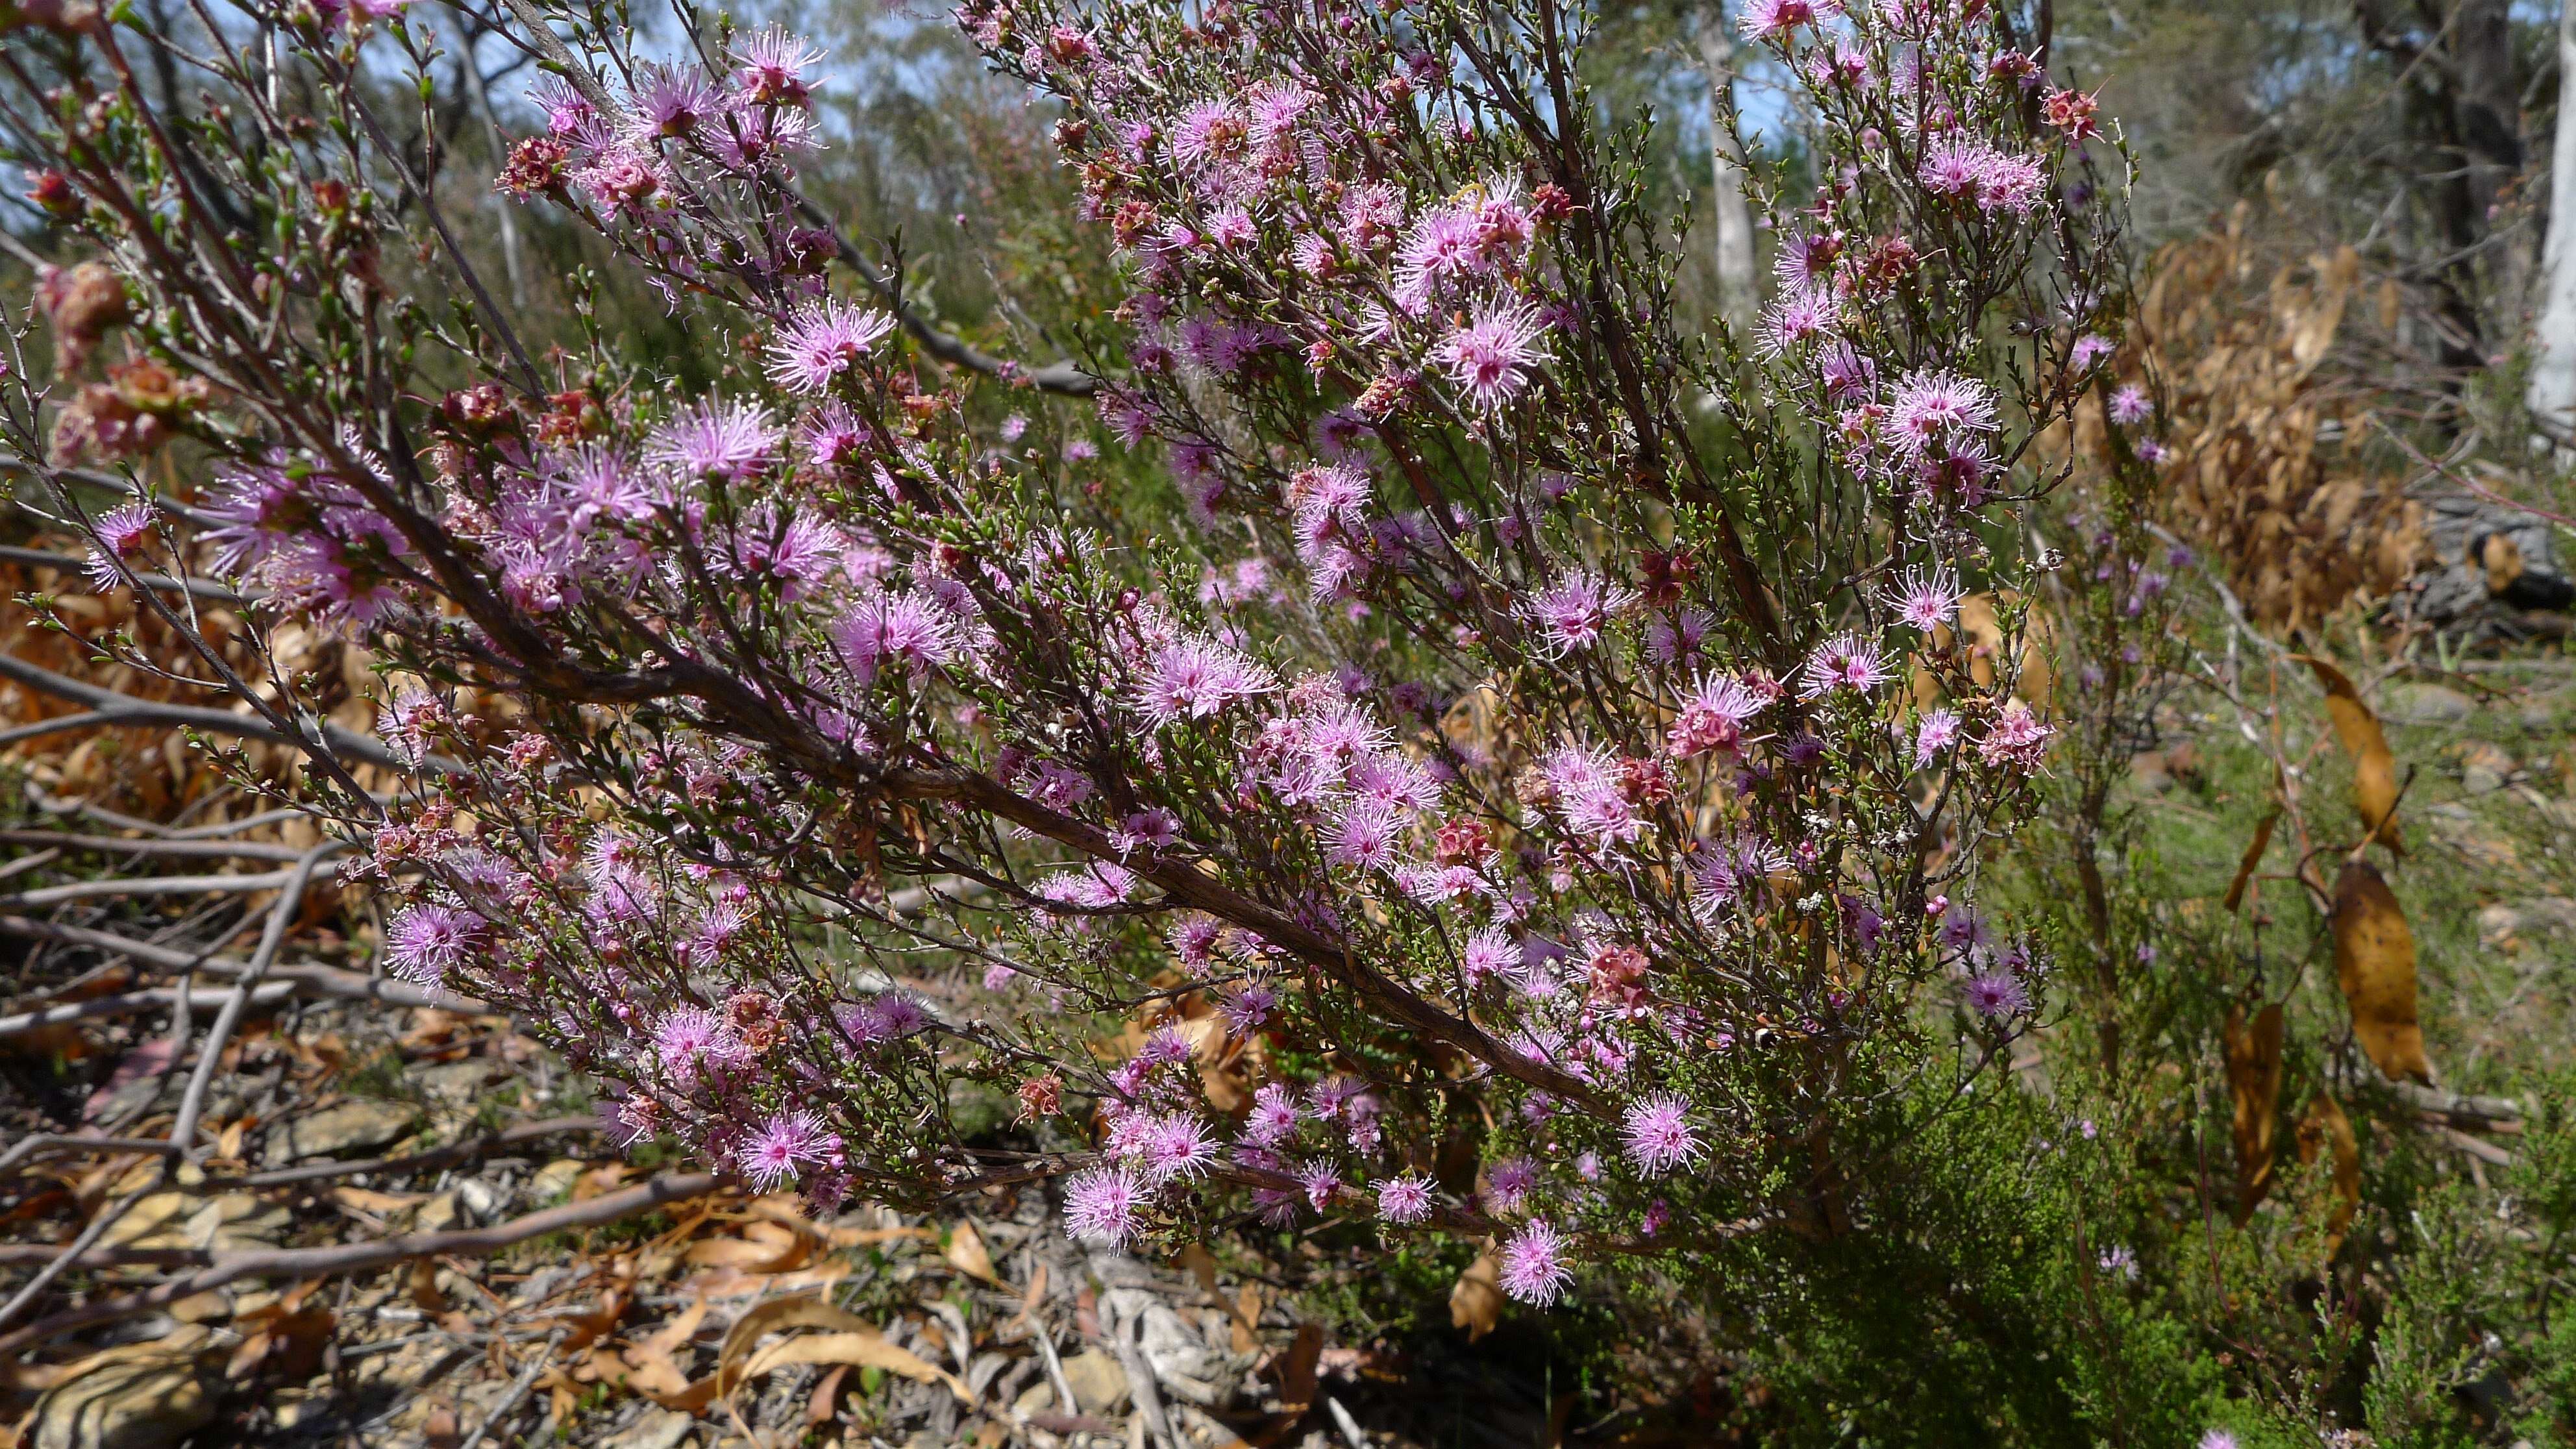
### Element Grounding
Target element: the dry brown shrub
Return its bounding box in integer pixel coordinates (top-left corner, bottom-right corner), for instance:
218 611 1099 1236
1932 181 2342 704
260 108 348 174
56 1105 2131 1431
2133 207 2426 636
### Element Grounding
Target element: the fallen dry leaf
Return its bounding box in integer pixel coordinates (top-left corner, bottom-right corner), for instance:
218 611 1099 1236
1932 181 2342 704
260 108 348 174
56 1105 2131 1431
944 1219 999 1285
2331 860 2433 1084
2224 1002 2286 1222
1450 1254 1504 1343
2297 656 2402 855
1274 1321 1324 1414
713 1294 971 1406
2296 1092 2362 1258
2222 811 2279 913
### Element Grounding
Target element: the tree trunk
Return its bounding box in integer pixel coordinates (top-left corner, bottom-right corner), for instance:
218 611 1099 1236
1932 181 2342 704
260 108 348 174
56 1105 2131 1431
2531 0 2576 430
1693 0 1759 336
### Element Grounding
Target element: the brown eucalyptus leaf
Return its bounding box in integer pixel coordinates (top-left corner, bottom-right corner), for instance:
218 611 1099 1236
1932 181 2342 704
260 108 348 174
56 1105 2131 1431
737 1330 970 1404
2223 811 2279 913
2296 655 2402 854
646 1293 974 1410
2331 860 2433 1083
1274 1322 1324 1412
2224 1002 2285 1222
943 1219 999 1286
2296 1093 2361 1257
1449 1254 1504 1343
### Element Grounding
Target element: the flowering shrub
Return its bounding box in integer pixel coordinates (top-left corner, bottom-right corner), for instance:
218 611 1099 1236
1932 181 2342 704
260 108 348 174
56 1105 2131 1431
3 0 2172 1309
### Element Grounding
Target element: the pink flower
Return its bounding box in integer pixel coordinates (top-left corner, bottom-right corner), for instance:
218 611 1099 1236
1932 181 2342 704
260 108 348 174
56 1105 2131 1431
1888 369 2000 457
1462 928 1518 986
2107 384 2152 425
384 904 486 983
765 299 895 395
834 590 958 685
1245 79 1314 150
626 63 720 142
1170 100 1248 170
1139 636 1272 726
652 1006 749 1082
1620 1094 1702 1175
1064 1165 1144 1245
1525 569 1636 656
1243 1082 1302 1148
1757 287 1833 357
1919 136 2046 214
1432 301 1549 411
1964 971 2030 1019
1690 834 1787 920
1374 1174 1434 1224
735 27 822 106
1886 564 1960 632
1485 1156 1538 1213
649 398 780 481
738 1109 836 1189
1322 799 1404 873
1914 707 1962 765
1798 632 1890 698
1667 673 1765 758
1737 0 1820 40
1218 984 1277 1035
1498 1219 1573 1305
1977 701 2055 771
1295 1159 1344 1211
82 501 156 589
1140 1114 1222 1183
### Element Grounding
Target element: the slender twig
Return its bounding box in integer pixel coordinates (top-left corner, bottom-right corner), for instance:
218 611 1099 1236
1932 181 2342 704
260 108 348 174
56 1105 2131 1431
0 1185 156 1332
0 544 252 603
0 829 316 862
1 860 347 908
0 981 296 1039
458 1328 567 1449
169 842 348 1155
0 1170 721 1356
0 649 421 774
0 1244 210 1269
0 915 485 1013
200 1116 603 1190
0 1135 182 1180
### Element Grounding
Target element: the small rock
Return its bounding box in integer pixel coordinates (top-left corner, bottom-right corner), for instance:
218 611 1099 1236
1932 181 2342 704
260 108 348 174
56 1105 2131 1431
262 1100 420 1167
456 1177 503 1222
1058 1349 1130 1416
529 1158 586 1204
2458 741 2518 795
31 1335 219 1449
2479 898 2576 958
104 1192 287 1254
408 1058 504 1106
2385 682 2476 726
602 1406 695 1449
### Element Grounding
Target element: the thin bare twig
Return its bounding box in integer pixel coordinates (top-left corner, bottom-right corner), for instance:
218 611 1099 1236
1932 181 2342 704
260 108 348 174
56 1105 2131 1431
169 842 348 1154
0 1185 156 1332
0 981 297 1039
0 828 317 862
0 915 486 1013
201 1115 603 1190
0 1170 721 1357
0 860 348 908
458 1328 567 1449
0 649 420 774
0 543 253 603
0 1135 184 1180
